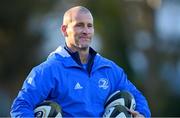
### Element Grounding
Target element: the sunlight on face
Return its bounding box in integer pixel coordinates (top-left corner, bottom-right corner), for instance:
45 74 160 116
63 9 94 51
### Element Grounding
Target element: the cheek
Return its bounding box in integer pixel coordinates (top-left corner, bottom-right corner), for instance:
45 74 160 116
90 29 94 36
67 27 75 35
69 29 79 37
67 31 76 40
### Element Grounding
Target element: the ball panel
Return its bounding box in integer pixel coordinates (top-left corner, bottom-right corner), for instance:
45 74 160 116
34 101 62 118
105 90 136 110
103 105 132 118
121 91 136 110
103 107 115 117
105 90 121 108
34 106 51 117
111 105 131 117
106 98 125 109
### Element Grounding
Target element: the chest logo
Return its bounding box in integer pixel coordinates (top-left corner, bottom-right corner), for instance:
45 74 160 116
74 82 83 90
98 78 109 89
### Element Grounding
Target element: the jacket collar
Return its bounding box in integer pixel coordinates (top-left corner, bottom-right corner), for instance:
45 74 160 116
48 46 79 67
49 46 111 73
64 45 97 75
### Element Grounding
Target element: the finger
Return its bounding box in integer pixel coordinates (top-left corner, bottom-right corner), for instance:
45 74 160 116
128 110 145 118
127 109 139 115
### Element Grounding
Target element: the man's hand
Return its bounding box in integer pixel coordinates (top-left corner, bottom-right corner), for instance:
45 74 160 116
128 109 145 118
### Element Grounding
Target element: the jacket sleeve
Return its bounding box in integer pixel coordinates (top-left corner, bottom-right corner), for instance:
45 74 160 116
10 64 54 117
115 66 151 117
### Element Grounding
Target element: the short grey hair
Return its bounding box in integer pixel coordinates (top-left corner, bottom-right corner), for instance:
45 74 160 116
63 6 92 25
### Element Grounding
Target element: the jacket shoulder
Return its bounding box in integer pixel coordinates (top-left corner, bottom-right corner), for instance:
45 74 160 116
97 54 124 71
32 54 63 73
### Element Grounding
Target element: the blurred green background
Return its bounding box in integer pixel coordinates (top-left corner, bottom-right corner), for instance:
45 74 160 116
0 0 180 116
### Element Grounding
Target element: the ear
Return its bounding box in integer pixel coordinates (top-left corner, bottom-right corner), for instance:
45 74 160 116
61 25 68 37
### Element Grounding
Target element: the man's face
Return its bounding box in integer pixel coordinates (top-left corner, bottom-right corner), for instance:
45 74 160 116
63 12 94 50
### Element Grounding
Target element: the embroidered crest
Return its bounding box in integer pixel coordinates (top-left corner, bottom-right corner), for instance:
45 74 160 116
98 78 109 89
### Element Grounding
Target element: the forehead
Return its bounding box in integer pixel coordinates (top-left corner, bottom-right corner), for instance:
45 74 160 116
71 12 93 24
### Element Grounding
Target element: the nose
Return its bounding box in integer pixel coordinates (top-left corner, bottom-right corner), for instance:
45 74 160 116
82 26 89 34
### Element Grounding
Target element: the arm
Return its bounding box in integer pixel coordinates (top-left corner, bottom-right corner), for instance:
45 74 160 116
115 66 151 117
10 64 54 117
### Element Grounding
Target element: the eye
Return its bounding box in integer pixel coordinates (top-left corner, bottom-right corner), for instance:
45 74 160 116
88 24 93 28
76 23 83 27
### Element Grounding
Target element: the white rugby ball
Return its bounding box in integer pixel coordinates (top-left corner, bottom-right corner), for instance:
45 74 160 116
103 105 132 118
34 101 62 118
105 90 136 110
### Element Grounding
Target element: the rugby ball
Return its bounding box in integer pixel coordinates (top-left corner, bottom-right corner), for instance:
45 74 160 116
34 101 62 118
105 90 136 110
103 105 132 118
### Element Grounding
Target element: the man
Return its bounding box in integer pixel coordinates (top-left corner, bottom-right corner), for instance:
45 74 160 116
11 6 151 117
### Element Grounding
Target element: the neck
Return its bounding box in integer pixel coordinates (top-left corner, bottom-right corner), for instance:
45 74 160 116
79 49 89 64
66 44 89 64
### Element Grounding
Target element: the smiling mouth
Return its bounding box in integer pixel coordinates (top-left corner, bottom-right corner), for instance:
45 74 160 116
80 37 89 40
80 34 89 38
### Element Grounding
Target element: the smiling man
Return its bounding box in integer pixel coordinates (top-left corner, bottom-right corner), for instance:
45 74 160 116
11 6 151 117
61 6 94 64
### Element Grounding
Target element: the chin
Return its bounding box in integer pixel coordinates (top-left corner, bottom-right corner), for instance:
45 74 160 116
78 45 89 50
79 43 90 47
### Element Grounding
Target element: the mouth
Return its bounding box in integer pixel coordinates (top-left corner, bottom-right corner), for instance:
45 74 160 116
80 36 89 40
79 34 89 38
